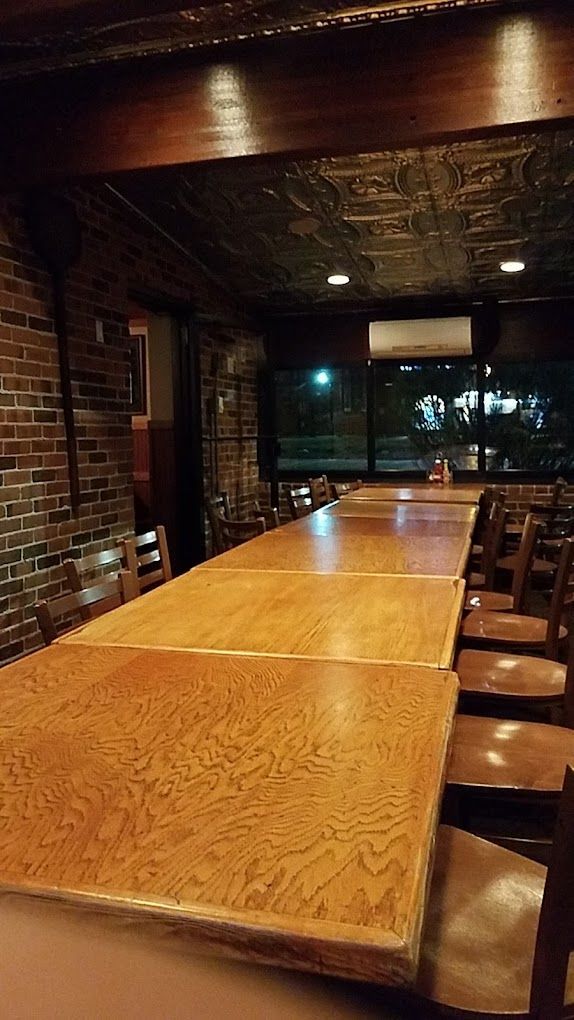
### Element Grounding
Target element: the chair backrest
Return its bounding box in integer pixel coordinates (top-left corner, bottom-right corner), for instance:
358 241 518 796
63 545 125 620
510 513 541 614
476 486 505 542
34 571 137 646
552 476 568 506
332 480 362 499
122 526 172 594
545 537 574 659
253 500 280 530
205 493 232 555
285 484 313 521
480 504 507 590
308 475 330 511
219 516 266 551
529 764 574 1019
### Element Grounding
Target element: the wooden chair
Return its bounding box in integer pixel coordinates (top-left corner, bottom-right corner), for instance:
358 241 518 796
206 493 233 555
308 474 331 510
253 499 280 530
401 766 574 1018
332 480 362 498
63 545 125 620
460 532 573 657
218 516 266 551
465 505 511 612
446 632 574 856
285 483 313 521
456 542 574 721
122 526 172 594
472 486 505 555
34 572 137 645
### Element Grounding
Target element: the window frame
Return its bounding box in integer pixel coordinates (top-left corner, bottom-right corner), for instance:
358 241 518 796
272 357 573 482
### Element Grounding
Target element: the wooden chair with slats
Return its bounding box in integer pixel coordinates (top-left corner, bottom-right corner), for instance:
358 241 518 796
205 493 233 555
460 534 574 657
34 571 138 646
218 516 266 550
465 504 511 612
63 545 126 620
253 499 280 530
456 541 574 722
285 483 313 521
308 474 331 510
122 526 172 595
445 631 574 859
394 766 574 1019
472 485 505 557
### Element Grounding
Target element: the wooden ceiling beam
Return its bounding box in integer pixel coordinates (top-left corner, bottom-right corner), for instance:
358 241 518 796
0 0 204 38
1 4 573 190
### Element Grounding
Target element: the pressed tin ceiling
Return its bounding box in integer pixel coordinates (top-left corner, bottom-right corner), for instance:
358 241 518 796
0 0 539 80
116 129 574 313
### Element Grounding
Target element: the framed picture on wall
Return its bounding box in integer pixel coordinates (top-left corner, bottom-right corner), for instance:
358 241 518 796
128 333 147 415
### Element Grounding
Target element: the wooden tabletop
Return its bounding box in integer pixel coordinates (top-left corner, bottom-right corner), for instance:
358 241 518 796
202 527 472 578
297 508 477 540
325 500 478 523
0 643 459 986
60 567 466 669
343 485 483 505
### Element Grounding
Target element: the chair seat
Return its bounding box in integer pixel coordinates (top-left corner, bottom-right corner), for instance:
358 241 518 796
455 648 566 699
460 609 567 648
498 552 557 574
465 590 514 613
448 714 574 793
415 826 574 1015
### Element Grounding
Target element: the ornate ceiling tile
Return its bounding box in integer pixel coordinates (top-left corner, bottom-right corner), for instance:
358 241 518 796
116 128 574 311
0 0 538 80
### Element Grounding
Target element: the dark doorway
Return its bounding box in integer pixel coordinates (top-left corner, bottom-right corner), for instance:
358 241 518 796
128 294 205 573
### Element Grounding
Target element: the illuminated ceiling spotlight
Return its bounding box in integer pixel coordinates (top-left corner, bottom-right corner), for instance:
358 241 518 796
499 260 526 274
327 273 350 286
315 370 331 386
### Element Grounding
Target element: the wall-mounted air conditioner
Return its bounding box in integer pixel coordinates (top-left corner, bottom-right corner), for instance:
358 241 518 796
369 317 472 360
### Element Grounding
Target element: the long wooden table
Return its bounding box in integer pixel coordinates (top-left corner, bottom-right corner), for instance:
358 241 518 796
60 567 466 669
342 484 483 505
0 643 458 987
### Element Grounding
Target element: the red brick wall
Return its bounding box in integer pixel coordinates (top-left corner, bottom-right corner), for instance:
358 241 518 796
0 186 263 662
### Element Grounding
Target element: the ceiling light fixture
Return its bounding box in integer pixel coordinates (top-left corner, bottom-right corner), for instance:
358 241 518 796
499 260 526 274
327 273 350 286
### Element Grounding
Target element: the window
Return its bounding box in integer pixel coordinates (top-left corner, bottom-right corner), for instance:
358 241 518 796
276 367 367 472
485 361 574 471
375 361 478 472
273 359 574 476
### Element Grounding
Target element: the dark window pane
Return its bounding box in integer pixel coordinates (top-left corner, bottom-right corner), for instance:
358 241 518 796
375 361 479 472
276 367 367 472
485 361 574 471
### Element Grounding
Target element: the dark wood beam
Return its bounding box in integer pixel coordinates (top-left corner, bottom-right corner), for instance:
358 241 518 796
0 0 204 38
1 4 573 190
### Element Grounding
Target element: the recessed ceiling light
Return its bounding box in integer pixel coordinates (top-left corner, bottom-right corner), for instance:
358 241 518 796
327 273 350 286
500 260 526 274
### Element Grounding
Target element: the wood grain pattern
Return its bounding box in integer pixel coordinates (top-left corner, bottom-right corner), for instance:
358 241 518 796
59 568 466 669
292 510 476 540
0 644 458 986
344 485 483 505
1 7 573 187
324 501 478 524
202 529 471 578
